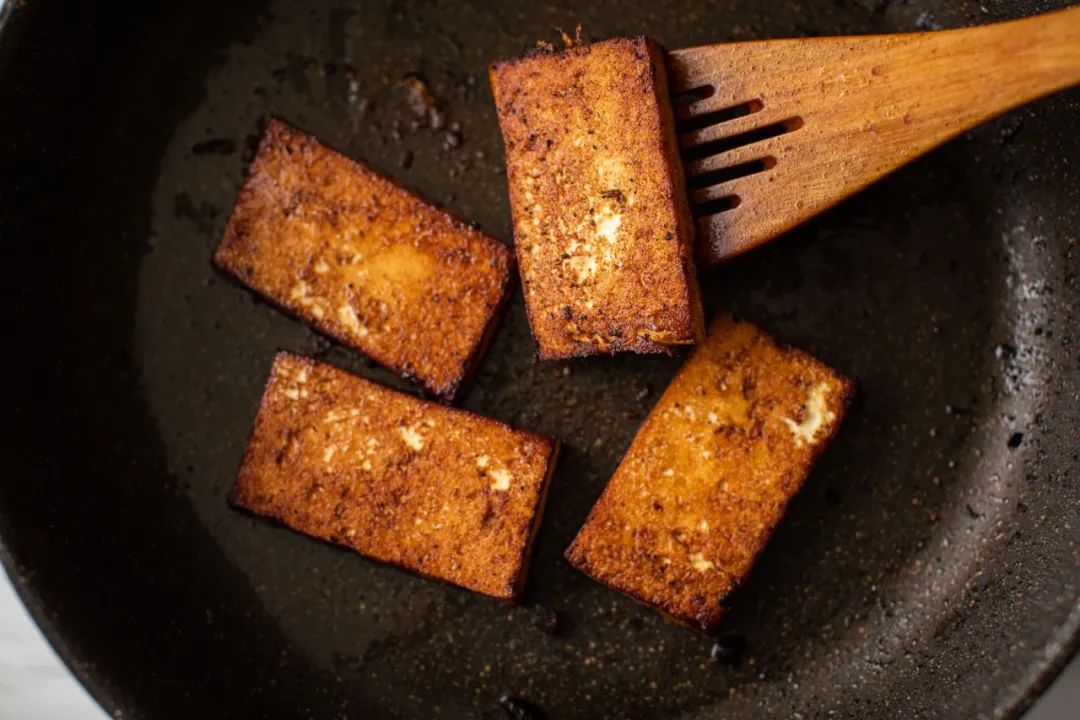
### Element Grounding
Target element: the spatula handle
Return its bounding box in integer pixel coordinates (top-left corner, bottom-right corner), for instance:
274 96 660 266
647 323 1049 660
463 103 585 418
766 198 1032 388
944 6 1080 127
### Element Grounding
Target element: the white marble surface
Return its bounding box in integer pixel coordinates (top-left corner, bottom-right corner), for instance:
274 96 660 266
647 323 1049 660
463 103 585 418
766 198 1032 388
0 566 1075 718
0 570 105 720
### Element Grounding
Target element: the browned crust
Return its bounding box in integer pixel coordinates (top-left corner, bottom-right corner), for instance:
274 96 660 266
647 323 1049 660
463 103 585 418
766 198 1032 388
509 439 561 598
565 314 854 632
214 118 514 402
490 37 704 361
649 42 705 352
445 265 517 401
230 352 559 601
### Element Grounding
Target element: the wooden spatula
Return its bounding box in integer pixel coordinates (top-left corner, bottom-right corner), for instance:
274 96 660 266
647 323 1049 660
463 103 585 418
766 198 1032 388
668 7 1080 268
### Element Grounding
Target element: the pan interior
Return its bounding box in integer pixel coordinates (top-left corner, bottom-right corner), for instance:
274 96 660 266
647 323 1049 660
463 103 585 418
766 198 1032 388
2 1 1077 719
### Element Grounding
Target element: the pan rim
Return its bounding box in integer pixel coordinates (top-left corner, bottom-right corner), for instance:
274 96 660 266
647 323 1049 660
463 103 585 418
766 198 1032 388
3 535 1078 719
0 1 1077 718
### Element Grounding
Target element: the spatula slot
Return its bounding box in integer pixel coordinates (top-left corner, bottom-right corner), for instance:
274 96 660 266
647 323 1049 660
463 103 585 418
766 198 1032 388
693 195 741 217
688 157 776 189
671 85 715 108
677 99 763 133
681 117 804 163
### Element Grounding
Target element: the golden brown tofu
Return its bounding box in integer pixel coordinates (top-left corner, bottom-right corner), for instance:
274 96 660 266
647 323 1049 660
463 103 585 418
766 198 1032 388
230 352 559 600
214 119 513 401
566 314 853 632
490 37 704 360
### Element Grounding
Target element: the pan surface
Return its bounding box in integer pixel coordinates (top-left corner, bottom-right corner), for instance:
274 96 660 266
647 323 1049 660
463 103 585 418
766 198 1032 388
1 1 1077 718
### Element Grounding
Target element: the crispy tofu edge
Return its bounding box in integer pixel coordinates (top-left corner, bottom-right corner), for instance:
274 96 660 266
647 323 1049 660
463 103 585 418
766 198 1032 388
227 351 561 602
489 37 704 361
443 262 516 402
507 438 561 601
647 37 706 349
564 315 855 633
212 118 516 403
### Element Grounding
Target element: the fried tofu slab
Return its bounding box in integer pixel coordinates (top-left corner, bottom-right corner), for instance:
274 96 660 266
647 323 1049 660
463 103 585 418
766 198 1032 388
231 353 559 600
566 315 853 632
490 37 704 360
214 119 513 401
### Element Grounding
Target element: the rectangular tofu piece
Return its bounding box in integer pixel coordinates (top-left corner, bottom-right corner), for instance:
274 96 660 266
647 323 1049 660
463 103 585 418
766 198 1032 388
230 352 559 600
214 119 514 401
490 37 704 360
565 314 853 631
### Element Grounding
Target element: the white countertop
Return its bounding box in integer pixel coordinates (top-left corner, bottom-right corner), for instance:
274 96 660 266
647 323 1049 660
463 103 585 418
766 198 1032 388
0 570 105 720
0 567 1075 719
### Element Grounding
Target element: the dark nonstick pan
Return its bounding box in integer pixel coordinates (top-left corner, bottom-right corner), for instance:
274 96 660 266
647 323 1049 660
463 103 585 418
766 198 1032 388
1 1 1077 718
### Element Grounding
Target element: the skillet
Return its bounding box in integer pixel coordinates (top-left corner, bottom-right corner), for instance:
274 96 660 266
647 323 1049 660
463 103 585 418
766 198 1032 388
1 0 1077 718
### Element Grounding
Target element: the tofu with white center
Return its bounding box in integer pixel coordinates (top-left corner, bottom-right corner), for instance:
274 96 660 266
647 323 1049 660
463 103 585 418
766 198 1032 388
398 425 425 451
490 37 704 360
566 314 852 632
230 352 560 601
783 383 837 447
214 119 514 401
489 468 513 492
